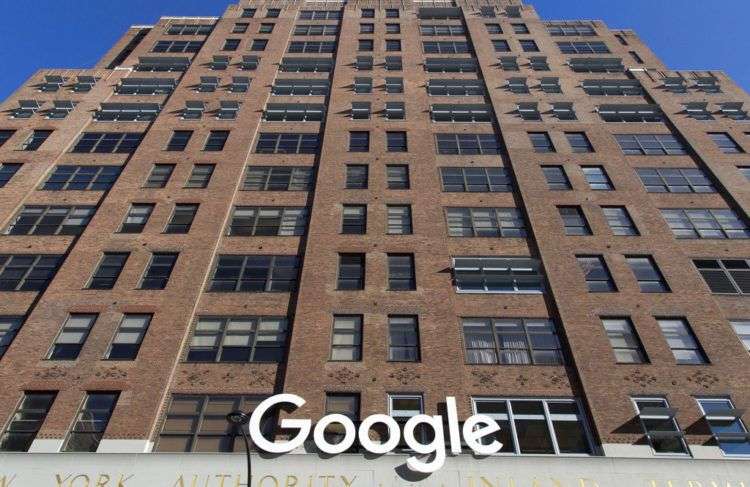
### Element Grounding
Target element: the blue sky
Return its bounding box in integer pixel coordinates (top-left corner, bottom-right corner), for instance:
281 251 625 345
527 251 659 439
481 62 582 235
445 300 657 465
0 0 748 100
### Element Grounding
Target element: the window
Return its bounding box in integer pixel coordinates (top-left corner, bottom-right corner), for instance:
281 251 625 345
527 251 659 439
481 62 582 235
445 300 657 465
39 75 65 92
453 257 544 293
417 8 460 20
153 40 203 53
565 132 593 153
547 23 596 36
203 131 229 151
228 207 308 236
530 56 550 71
187 316 287 363
156 395 272 452
12 100 42 119
356 56 373 71
0 392 56 452
598 104 662 123
657 318 707 364
709 132 744 154
581 166 613 190
740 167 750 181
633 398 689 455
119 204 153 234
519 39 539 52
295 24 338 36
390 395 425 449
144 164 174 188
337 254 365 290
695 77 721 93
0 316 23 359
139 253 178 290
719 102 749 121
385 102 405 121
731 321 750 352
48 314 98 360
385 77 403 94
423 41 471 54
349 131 370 152
222 38 240 51
360 23 374 34
186 164 215 189
265 103 325 122
432 104 492 123
660 209 749 239
182 100 205 120
602 317 647 363
42 165 121 191
106 314 151 360
473 398 592 455
386 8 399 18
511 23 529 34
0 130 16 148
387 205 412 235
557 41 609 54
361 8 374 18
135 56 190 72
164 204 198 234
353 77 372 94
289 41 335 53
244 166 313 191
21 130 53 151
209 255 300 292
342 205 367 234
446 207 526 238
636 168 715 193
569 57 624 73
331 315 362 361
351 102 371 120
529 132 555 153
697 398 750 456
94 102 160 122
542 166 571 191
255 133 319 154
6 206 95 236
694 259 750 295
440 167 512 193
615 134 687 155
87 253 129 289
0 163 20 188
629 51 644 64
233 22 248 33
577 256 616 292
389 316 419 362
217 101 240 120
582 79 642 96
239 55 260 71
463 318 563 365
422 24 466 35
386 39 401 52
166 130 193 151
273 79 329 96
436 133 503 155
386 23 401 34
485 23 502 34
559 207 591 236
425 58 477 73
299 10 342 20
507 77 528 94
241 8 256 17
62 393 119 453
518 102 541 121
626 256 669 293
480 6 495 17
266 8 280 18
602 207 639 236
0 254 63 291
387 132 407 152
346 165 368 189
198 77 219 93
387 165 410 190
427 79 484 96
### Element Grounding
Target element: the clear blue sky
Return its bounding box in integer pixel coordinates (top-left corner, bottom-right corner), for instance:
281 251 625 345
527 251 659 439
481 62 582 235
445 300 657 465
0 0 748 101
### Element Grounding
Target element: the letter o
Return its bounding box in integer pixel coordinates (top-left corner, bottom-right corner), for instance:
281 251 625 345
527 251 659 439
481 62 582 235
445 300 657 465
313 414 356 454
358 414 400 454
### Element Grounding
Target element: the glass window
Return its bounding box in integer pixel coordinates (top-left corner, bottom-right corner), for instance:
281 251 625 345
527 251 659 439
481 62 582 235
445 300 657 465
0 392 56 452
187 316 287 363
660 208 749 239
577 256 616 292
164 204 199 234
387 132 407 152
349 131 370 152
48 314 98 360
139 253 178 290
0 163 22 188
144 164 174 188
386 165 409 189
463 318 564 365
559 207 591 235
602 317 647 363
331 315 362 361
390 395 425 450
186 164 215 188
627 256 669 293
387 205 412 235
581 166 613 190
615 134 687 156
730 320 750 353
697 398 750 456
106 314 152 360
88 252 129 289
529 132 555 153
119 204 153 234
0 254 63 291
388 253 416 290
337 254 365 290
542 166 571 191
42 165 121 191
694 259 750 295
657 318 707 364
255 133 319 154
436 134 503 155
71 132 141 153
0 316 23 358
5 205 94 236
228 207 308 236
446 207 526 237
709 133 744 154
209 255 300 292
633 398 689 455
636 168 715 193
243 166 313 191
21 130 53 151
453 257 544 294
440 167 512 192
342 205 367 234
602 206 639 236
389 316 419 362
346 165 368 189
565 132 594 153
204 130 229 151
166 130 193 151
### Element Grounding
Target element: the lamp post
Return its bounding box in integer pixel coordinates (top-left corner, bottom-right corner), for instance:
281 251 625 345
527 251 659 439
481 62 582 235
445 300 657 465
226 410 252 487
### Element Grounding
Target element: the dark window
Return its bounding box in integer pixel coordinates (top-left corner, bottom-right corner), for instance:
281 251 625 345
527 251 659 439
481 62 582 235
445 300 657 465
342 205 367 234
166 130 193 151
582 166 613 190
427 79 484 96
440 167 511 192
48 314 98 360
299 10 342 20
266 8 280 17
386 39 401 51
423 41 472 54
633 398 689 455
71 132 141 153
164 204 198 234
360 23 374 34
577 255 616 292
255 133 319 154
519 39 539 52
349 131 370 152
185 164 215 188
6 205 95 236
0 163 21 188
387 132 407 152
601 317 647 364
233 23 249 33
694 259 750 295
337 253 365 290
602 207 639 236
358 39 373 51
152 40 203 53
0 392 56 452
354 77 372 94
529 132 555 153
144 164 175 188
209 255 300 292
346 165 368 189
388 254 416 290
62 393 119 452
0 316 23 359
265 103 325 122
242 8 256 17
273 79 330 96
453 256 544 293
657 318 707 364
119 204 153 234
361 8 374 18
436 133 503 155
389 316 420 361
615 134 687 155
463 318 564 365
0 254 63 291
661 208 749 239
331 315 363 361
698 398 750 456
88 253 129 289
243 166 313 191
386 8 400 18
228 207 308 236
42 165 121 191
289 41 336 53
139 253 178 290
511 23 529 34
204 131 229 151
492 40 511 52
626 256 669 293
709 132 744 154
446 207 525 237
557 41 609 54
250 39 268 51
636 168 715 193
187 316 287 363
387 205 412 234
547 23 596 36
21 130 53 151
386 165 410 189
485 23 502 34
106 314 152 360
565 132 594 153
542 166 571 190
223 39 240 51
386 23 401 34
0 130 16 148
559 206 591 235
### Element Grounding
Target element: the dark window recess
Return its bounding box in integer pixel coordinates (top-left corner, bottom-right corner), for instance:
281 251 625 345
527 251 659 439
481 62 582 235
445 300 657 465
166 131 193 151
388 254 416 290
0 254 63 291
106 314 152 360
42 165 121 191
88 253 129 289
337 253 365 290
62 393 119 452
139 253 178 290
6 206 95 236
0 392 57 452
48 314 98 360
203 131 229 151
187 316 287 363
144 164 175 188
694 259 750 295
164 204 199 234
119 205 153 234
71 132 141 153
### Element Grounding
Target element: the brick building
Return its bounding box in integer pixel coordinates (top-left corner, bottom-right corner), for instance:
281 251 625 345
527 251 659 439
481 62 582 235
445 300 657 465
0 0 750 485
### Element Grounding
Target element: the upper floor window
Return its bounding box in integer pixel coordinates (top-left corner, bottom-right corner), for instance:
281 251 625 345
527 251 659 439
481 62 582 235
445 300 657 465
166 130 193 151
0 316 23 359
529 132 555 153
452 257 543 294
209 255 300 292
440 167 512 192
228 207 308 236
299 10 341 20
626 256 669 293
152 40 202 53
436 133 503 155
88 252 129 289
462 318 563 365
0 254 62 291
166 23 213 35
601 317 647 364
660 208 749 240
6 205 95 236
697 398 750 456
615 134 687 156
106 314 152 360
581 166 613 190
546 23 596 36
636 168 715 193
21 130 53 151
632 398 689 455
72 132 141 154
557 41 609 54
144 164 174 188
48 314 98 360
709 132 744 154
389 316 420 362
0 392 56 452
62 392 119 453
657 317 707 365
602 206 639 236
542 166 571 191
139 253 178 290
693 258 750 295
42 165 121 191
582 79 642 96
577 255 616 292
337 253 365 290
187 316 287 363
569 57 624 73
243 166 313 191
446 207 526 238
255 133 319 154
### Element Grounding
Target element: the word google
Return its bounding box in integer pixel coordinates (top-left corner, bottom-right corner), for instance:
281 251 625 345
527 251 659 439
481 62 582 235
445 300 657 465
248 394 504 473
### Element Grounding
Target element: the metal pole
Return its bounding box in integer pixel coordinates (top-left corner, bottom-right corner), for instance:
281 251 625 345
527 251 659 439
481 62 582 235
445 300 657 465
239 426 252 487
